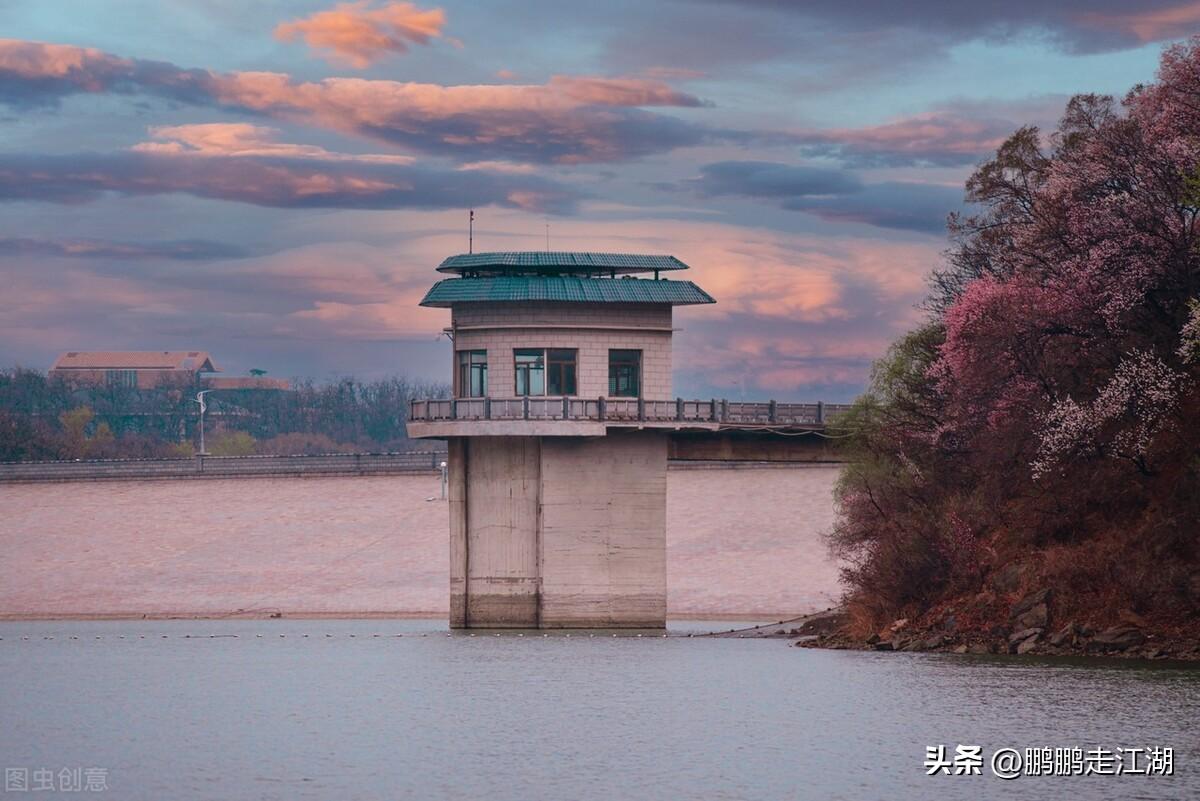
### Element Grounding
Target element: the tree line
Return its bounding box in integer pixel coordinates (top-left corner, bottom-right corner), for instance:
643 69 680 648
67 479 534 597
0 368 447 461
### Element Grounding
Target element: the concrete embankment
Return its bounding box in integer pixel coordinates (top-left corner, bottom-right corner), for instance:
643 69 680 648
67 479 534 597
0 454 845 483
0 452 447 483
0 468 844 619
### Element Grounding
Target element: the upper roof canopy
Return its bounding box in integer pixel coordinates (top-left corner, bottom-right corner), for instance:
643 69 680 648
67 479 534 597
437 251 689 277
420 276 715 307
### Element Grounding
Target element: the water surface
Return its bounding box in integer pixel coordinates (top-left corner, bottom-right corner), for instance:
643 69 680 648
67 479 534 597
2 619 1196 801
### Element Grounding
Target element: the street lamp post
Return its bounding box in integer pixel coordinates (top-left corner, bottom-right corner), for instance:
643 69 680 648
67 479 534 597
193 390 215 455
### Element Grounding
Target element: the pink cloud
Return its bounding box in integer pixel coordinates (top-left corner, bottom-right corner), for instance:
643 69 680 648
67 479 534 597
788 99 1066 167
0 39 709 163
1074 3 1200 44
275 1 447 68
131 123 414 163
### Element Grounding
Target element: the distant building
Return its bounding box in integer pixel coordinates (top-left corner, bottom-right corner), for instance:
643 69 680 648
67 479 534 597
49 351 289 390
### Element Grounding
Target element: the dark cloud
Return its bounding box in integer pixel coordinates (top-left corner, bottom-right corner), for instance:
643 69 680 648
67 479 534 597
0 236 252 260
688 161 962 234
689 160 863 197
782 182 963 235
0 151 581 213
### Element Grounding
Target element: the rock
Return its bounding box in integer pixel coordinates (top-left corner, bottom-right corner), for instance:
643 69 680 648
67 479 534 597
953 644 969 654
921 636 944 650
891 636 909 651
872 640 894 651
1010 588 1052 620
1016 637 1040 655
972 590 996 608
1086 626 1146 653
865 633 880 645
990 562 1023 593
889 618 909 632
1015 603 1048 630
967 643 991 655
1118 609 1148 628
795 608 850 636
1048 623 1076 648
1008 627 1043 653
902 639 925 652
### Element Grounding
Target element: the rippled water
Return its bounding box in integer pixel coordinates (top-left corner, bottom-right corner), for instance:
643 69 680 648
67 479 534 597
2 619 1197 801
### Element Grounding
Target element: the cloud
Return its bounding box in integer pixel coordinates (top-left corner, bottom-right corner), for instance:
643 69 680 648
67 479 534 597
0 202 942 397
782 182 963 235
0 145 580 212
130 122 415 163
0 237 252 260
686 161 962 234
275 2 448 68
688 160 862 198
1075 3 1200 45
783 98 1070 167
790 112 1011 168
0 39 712 163
716 1 1200 53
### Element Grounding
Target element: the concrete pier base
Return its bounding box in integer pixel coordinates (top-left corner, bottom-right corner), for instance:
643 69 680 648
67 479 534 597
449 431 667 628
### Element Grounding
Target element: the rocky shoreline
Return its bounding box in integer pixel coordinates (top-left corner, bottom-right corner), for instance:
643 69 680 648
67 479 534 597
792 591 1200 661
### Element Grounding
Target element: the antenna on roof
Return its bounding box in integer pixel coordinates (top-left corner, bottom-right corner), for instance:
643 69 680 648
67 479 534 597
468 209 474 254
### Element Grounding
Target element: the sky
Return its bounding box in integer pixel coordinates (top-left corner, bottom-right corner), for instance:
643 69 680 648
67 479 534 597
0 1 1195 401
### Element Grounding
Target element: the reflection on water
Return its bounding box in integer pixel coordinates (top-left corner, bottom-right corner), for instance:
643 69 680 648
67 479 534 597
0 467 843 617
1 619 1197 801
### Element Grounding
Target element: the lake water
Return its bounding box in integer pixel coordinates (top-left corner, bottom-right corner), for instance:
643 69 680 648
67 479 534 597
2 618 1197 800
4 469 1198 799
0 467 843 617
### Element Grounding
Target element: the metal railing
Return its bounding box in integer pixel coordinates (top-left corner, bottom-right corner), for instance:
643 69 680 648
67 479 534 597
409 397 853 426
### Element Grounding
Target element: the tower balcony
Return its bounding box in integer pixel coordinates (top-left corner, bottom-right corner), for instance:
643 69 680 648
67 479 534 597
406 396 853 438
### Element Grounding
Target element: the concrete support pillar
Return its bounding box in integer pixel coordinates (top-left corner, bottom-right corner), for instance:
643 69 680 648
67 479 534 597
445 431 667 628
448 437 469 628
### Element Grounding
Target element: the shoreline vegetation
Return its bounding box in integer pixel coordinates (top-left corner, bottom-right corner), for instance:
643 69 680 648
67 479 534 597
0 369 447 462
818 41 1200 664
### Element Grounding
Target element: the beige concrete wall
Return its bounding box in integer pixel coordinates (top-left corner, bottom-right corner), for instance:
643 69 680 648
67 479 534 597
539 432 667 627
450 437 541 627
446 432 668 628
451 302 673 400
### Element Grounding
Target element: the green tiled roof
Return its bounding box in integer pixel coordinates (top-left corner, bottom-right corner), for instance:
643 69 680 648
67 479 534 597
420 276 715 307
437 251 689 275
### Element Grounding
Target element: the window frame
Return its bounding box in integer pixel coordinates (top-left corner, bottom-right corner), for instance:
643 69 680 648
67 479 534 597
546 349 577 396
514 347 578 396
456 350 488 398
608 349 642 398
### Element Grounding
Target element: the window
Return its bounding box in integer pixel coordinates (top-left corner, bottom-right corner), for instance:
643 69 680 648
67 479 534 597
514 349 544 396
547 349 577 396
608 350 641 397
105 369 138 389
515 348 577 396
457 350 487 397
